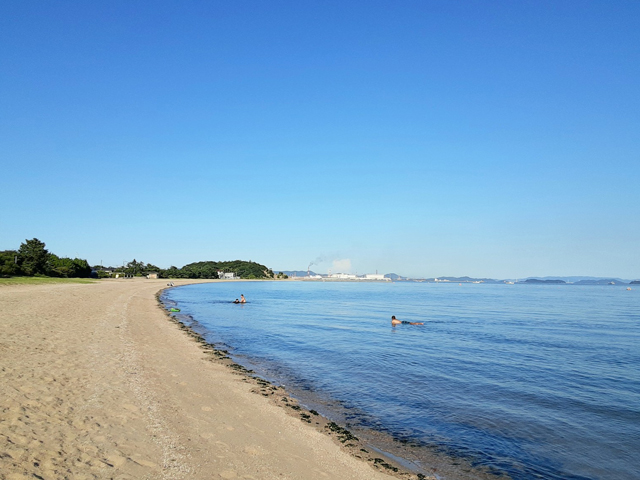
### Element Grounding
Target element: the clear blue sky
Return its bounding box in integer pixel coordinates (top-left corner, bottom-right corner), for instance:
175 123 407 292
1 1 638 279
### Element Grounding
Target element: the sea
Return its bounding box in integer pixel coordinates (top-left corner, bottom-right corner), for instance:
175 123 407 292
161 281 640 480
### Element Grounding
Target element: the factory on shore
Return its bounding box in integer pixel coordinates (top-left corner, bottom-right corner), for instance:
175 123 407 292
302 270 389 281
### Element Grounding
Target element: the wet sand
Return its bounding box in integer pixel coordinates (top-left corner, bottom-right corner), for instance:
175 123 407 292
0 278 420 480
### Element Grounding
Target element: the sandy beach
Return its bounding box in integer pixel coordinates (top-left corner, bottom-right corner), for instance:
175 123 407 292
0 278 416 480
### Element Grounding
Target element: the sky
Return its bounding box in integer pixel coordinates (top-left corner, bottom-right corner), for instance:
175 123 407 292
1 1 639 279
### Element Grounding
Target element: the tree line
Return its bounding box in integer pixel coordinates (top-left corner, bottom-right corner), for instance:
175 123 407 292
2 238 283 280
0 238 91 278
101 259 277 279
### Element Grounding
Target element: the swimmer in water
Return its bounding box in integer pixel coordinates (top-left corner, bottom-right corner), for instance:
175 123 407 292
240 294 246 303
233 299 240 304
391 315 423 326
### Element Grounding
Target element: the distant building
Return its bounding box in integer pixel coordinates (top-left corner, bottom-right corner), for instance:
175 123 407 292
146 272 159 279
364 274 387 281
329 273 358 279
217 271 237 279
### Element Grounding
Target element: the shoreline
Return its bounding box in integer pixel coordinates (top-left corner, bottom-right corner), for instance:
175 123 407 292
160 282 511 480
157 289 419 479
0 278 413 479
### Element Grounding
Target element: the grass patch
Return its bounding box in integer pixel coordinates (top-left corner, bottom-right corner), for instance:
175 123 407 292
0 276 96 286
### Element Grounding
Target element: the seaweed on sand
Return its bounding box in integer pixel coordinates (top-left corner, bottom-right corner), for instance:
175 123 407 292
326 422 359 443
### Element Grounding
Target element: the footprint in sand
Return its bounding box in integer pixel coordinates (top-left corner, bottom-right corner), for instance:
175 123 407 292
214 440 230 451
201 406 212 412
219 470 237 479
106 452 127 467
243 445 268 456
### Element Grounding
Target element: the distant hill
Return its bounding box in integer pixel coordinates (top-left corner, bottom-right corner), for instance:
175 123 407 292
279 270 323 277
573 279 628 285
435 276 503 284
384 273 402 280
630 280 640 285
178 260 273 279
525 276 631 283
521 279 566 284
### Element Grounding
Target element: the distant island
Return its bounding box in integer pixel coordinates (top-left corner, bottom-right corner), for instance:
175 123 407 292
573 279 628 285
521 279 566 284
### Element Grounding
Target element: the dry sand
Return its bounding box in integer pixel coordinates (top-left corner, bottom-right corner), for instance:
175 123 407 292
0 278 418 480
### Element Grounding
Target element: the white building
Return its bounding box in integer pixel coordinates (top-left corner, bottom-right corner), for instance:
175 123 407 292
329 273 358 279
364 274 387 281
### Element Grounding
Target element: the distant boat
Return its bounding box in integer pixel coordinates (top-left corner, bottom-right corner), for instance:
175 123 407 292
627 287 632 291
505 281 514 285
609 282 615 285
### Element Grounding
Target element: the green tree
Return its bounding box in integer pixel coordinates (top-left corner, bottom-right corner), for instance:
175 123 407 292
46 254 92 278
47 254 72 277
124 259 146 276
72 258 91 277
145 263 161 273
0 250 21 276
18 238 49 276
161 266 186 278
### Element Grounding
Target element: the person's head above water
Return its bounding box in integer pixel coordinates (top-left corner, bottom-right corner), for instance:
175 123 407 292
392 315 424 326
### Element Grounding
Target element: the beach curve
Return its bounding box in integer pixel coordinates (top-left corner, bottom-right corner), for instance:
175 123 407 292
0 278 413 480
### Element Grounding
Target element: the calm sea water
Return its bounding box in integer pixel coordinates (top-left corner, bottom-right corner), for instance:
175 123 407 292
162 281 640 480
